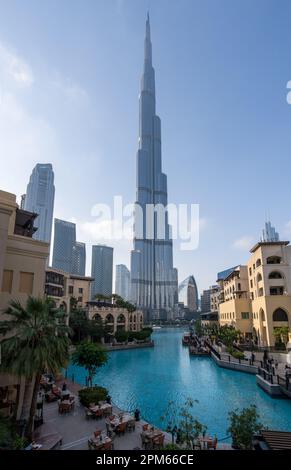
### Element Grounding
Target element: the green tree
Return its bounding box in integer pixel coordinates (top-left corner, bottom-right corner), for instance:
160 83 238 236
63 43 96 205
194 320 203 337
94 293 110 302
0 297 71 438
161 397 207 449
273 327 289 347
227 405 263 450
69 308 89 343
114 330 129 343
72 341 108 387
218 325 240 348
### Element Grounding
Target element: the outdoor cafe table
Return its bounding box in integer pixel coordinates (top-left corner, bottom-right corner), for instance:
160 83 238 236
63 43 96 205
110 413 134 428
141 428 164 440
89 433 112 450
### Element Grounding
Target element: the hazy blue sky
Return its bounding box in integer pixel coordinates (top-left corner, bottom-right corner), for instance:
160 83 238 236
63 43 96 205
1 0 291 293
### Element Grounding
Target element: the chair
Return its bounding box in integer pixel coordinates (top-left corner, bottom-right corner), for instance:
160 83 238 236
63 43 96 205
153 434 165 450
115 421 126 436
95 408 103 419
102 440 113 451
126 420 136 432
142 423 149 431
103 406 112 417
141 434 151 450
94 429 102 438
85 408 94 420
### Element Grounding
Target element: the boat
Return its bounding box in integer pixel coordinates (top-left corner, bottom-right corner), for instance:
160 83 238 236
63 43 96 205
152 325 162 330
182 333 191 345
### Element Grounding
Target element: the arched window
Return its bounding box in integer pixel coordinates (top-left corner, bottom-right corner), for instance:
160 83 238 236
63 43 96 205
267 256 281 264
256 259 262 267
238 283 241 291
257 273 262 283
268 271 283 279
129 314 133 322
117 314 126 323
260 309 265 322
273 308 288 322
133 315 136 322
258 287 264 297
105 314 114 323
93 313 102 323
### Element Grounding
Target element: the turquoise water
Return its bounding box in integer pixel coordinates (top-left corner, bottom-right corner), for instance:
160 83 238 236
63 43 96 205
67 328 291 439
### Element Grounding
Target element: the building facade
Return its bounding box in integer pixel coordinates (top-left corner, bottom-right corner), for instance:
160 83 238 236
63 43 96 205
178 275 199 312
72 241 86 276
248 241 291 347
201 288 211 313
52 219 86 275
24 163 55 244
91 245 113 299
0 190 49 421
130 15 178 321
115 264 130 300
87 301 143 338
52 219 76 273
218 265 252 338
45 267 93 312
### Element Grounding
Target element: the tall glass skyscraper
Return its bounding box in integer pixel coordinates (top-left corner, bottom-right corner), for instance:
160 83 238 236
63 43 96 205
52 219 86 275
261 221 280 243
178 276 199 312
91 245 113 299
115 264 130 300
24 163 55 244
72 241 86 276
130 15 178 321
52 219 76 273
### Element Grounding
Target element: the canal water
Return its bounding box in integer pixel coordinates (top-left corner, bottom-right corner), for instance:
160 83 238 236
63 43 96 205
67 328 291 438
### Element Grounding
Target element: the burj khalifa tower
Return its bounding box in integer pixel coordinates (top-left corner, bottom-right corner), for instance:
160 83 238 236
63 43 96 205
130 14 178 321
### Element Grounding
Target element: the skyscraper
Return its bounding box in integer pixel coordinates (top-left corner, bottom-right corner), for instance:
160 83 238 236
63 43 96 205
261 221 279 243
91 245 113 299
52 219 86 275
24 163 55 244
72 241 86 276
178 276 199 312
115 264 130 300
52 219 76 273
130 14 178 321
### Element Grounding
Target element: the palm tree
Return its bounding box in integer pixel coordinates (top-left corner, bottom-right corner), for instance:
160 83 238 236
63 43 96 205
0 297 71 438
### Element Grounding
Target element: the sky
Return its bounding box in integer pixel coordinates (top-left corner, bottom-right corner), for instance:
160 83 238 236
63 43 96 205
1 0 291 295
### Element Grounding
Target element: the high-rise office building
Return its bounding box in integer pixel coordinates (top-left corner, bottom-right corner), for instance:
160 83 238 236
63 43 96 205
24 163 55 244
72 241 86 276
20 194 26 209
52 219 76 273
179 276 199 312
130 14 177 321
115 264 130 300
52 219 86 275
91 245 113 299
261 221 279 243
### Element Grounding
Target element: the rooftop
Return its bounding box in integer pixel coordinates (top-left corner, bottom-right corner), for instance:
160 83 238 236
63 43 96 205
250 241 289 253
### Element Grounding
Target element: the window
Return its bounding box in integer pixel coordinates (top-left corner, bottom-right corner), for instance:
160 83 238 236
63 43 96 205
78 296 82 302
249 267 252 276
268 271 283 279
250 280 253 288
238 283 241 291
273 308 288 322
256 259 262 267
267 256 281 264
258 287 264 297
257 273 262 282
19 272 34 294
1 270 13 293
78 287 83 294
270 286 284 296
68 286 74 294
241 312 249 320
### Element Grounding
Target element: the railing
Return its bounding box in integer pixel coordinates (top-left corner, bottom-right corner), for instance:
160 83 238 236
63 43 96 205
277 375 291 391
258 367 275 384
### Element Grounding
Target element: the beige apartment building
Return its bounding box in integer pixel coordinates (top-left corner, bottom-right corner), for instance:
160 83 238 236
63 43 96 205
248 241 291 347
219 265 252 338
0 190 49 420
45 267 93 312
87 301 143 339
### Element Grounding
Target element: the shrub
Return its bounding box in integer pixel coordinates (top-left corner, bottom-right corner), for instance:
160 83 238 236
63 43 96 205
114 330 129 343
78 386 109 407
